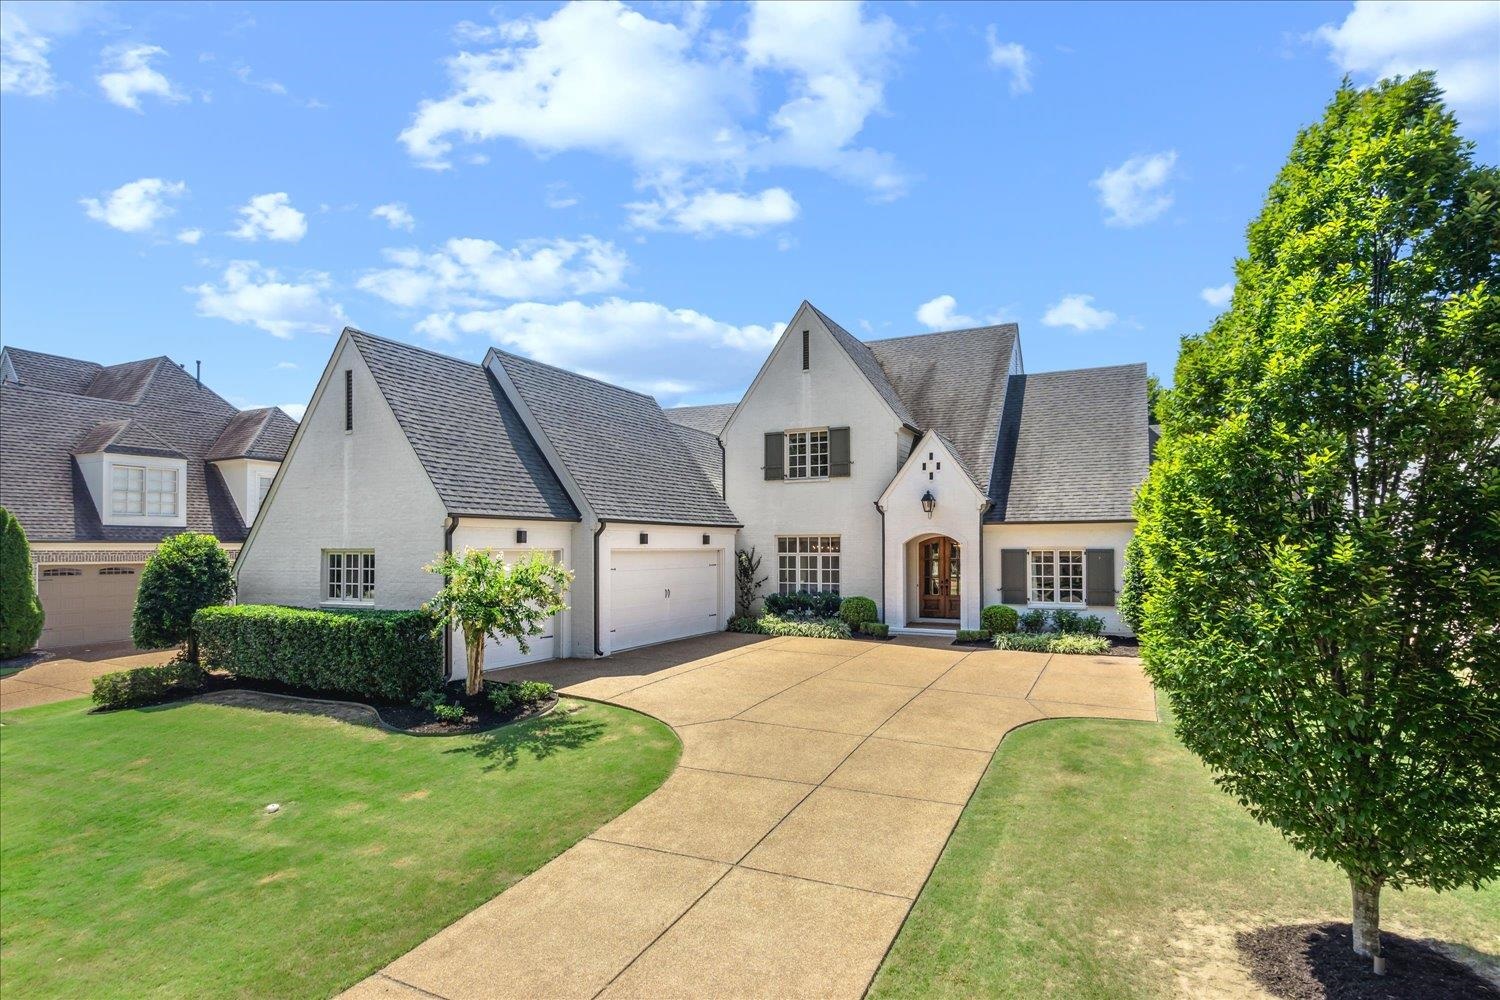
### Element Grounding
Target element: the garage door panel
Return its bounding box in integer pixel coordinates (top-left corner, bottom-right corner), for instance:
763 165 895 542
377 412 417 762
37 564 143 649
610 550 721 652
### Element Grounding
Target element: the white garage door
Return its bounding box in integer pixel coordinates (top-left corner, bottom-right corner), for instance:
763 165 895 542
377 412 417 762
37 564 144 650
609 550 721 652
481 550 559 670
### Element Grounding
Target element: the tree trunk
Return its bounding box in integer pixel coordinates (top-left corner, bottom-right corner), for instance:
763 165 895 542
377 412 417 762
186 634 199 665
466 631 484 697
1351 875 1385 975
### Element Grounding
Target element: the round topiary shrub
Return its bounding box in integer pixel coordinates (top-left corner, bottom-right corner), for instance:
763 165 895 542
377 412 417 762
981 604 1018 635
839 596 878 628
0 507 45 658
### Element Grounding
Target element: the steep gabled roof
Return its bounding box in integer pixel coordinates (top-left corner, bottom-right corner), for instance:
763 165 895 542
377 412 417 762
206 407 299 461
808 304 918 427
83 358 166 403
2 346 102 394
664 402 736 436
347 330 578 521
671 422 725 496
492 350 739 526
987 363 1149 522
867 324 1019 493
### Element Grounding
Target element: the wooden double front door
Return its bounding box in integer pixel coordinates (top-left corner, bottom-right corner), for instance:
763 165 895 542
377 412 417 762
919 537 961 619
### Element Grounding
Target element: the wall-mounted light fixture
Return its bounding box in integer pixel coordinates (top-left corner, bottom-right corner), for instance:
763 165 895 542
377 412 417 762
921 490 936 516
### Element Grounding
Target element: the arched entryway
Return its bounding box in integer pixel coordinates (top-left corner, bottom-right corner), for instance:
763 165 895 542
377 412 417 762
915 535 962 621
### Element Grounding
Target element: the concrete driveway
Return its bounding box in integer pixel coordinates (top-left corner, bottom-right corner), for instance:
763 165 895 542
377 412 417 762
0 644 171 711
350 632 1156 1000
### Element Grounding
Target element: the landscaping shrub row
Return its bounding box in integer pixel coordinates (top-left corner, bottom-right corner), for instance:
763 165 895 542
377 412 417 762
729 614 852 639
92 661 207 711
993 632 1110 654
194 605 442 703
1018 608 1106 635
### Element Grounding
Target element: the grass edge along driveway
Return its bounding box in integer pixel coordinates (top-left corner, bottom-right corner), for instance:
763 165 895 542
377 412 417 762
0 695 679 999
870 713 1499 999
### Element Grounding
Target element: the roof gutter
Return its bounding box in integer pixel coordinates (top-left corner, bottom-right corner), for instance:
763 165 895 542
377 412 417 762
593 519 607 657
442 515 457 680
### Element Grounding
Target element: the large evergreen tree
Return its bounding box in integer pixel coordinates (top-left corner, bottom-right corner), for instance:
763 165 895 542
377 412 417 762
1134 74 1498 973
0 507 45 658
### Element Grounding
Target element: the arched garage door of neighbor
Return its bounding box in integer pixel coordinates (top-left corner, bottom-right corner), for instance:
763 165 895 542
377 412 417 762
609 549 721 652
37 563 144 649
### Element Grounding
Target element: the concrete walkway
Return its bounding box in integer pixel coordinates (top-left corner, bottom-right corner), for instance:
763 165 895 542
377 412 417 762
347 633 1157 1000
0 644 171 711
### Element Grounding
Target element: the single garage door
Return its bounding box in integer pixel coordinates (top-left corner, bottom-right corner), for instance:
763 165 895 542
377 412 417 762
609 550 721 652
481 550 560 670
37 563 144 649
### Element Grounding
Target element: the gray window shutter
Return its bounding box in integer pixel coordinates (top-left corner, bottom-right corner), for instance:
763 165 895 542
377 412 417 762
1000 549 1027 604
829 427 851 477
1086 548 1116 606
763 431 784 481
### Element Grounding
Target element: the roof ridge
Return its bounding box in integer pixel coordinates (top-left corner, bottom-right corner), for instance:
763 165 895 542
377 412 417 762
346 327 482 370
866 322 1019 345
1019 361 1147 379
491 347 657 402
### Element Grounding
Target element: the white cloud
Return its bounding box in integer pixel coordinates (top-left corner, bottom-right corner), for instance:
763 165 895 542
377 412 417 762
2 2 97 97
176 228 202 245
915 295 976 330
1317 1 1499 125
1042 294 1116 331
80 177 187 233
279 402 306 420
627 186 799 235
357 235 628 309
232 63 325 109
275 361 298 370
986 26 1032 95
370 202 415 231
97 43 184 111
401 1 905 197
545 182 579 209
1201 282 1233 307
191 261 348 339
1093 150 1177 227
231 192 308 242
414 297 783 371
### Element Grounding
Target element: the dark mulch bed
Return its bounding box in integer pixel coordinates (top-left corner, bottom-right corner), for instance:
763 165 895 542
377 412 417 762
0 649 53 674
95 672 557 735
1236 922 1499 1000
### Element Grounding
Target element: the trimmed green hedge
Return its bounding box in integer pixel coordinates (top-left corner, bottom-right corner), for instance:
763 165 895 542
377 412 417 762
92 661 207 711
859 621 890 638
195 605 442 702
838 596 879 628
956 629 992 643
981 605 1018 635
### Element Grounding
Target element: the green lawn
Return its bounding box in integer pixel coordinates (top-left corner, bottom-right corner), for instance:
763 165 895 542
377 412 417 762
872 713 1499 999
0 695 679 999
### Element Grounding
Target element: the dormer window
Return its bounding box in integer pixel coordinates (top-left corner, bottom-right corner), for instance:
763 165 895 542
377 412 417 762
111 465 178 516
786 429 829 479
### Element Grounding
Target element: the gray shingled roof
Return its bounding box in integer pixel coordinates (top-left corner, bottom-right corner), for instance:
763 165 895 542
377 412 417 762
664 402 736 436
809 304 918 427
493 350 739 526
867 324 1018 493
671 422 724 496
986 363 1149 522
206 407 299 461
0 348 277 542
348 330 579 521
73 418 184 459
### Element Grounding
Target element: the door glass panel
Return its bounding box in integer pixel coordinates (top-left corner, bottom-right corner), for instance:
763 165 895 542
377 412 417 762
949 543 960 597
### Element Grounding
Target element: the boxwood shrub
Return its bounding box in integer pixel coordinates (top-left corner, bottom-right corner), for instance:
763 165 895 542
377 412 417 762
763 591 841 619
859 621 890 638
981 605 1019 635
194 604 442 702
838 596 878 628
92 661 207 711
955 629 992 643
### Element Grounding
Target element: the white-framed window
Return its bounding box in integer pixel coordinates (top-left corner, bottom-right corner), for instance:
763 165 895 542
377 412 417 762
1028 548 1085 605
110 465 178 516
325 550 375 603
258 475 274 503
776 535 840 594
785 429 829 480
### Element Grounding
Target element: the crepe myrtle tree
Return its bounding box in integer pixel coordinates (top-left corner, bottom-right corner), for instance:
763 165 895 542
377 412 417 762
1134 74 1499 974
425 549 572 696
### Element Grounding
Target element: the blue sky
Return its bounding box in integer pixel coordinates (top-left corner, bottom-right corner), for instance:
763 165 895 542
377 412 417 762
3 1 1497 418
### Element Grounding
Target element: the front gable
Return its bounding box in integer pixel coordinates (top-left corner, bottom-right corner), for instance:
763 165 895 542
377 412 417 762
879 430 989 516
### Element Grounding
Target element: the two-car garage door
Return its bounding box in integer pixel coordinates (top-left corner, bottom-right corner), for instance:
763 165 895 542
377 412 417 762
609 550 721 652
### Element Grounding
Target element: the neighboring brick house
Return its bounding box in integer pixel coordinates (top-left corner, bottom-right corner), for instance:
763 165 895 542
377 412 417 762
0 346 296 649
